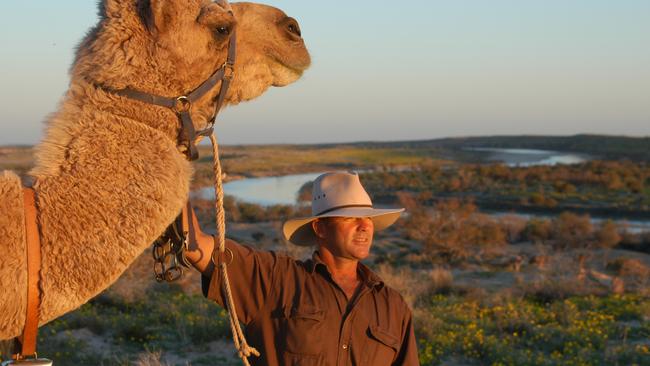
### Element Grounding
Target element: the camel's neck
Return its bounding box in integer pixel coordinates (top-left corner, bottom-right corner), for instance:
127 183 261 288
31 86 193 325
80 79 183 143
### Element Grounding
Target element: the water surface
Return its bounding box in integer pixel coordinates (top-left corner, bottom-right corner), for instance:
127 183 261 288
197 149 592 206
195 172 322 206
466 147 589 166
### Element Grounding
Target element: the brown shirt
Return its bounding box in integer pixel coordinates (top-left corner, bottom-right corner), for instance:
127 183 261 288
202 240 420 366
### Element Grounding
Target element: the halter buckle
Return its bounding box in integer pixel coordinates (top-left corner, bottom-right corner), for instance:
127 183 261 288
223 61 235 80
173 96 191 113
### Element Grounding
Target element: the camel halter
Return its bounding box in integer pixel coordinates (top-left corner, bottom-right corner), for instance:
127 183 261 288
107 33 235 161
100 19 259 365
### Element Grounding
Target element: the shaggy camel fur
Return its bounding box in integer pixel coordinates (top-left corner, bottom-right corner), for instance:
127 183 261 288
0 0 310 339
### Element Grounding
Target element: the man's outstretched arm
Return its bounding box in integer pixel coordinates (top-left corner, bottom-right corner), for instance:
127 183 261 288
181 202 284 325
183 204 216 277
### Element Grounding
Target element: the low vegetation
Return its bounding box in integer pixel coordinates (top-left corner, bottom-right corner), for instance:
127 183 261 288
365 134 650 162
2 198 648 365
192 144 435 188
361 160 650 216
416 294 650 365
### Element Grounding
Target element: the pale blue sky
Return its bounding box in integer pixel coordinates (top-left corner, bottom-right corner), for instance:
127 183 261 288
1 1 649 145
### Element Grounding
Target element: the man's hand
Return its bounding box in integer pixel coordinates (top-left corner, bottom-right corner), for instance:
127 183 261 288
184 202 216 277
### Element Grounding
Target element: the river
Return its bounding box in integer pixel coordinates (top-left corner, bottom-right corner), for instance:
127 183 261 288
195 172 322 206
197 148 592 206
465 147 589 166
192 149 650 232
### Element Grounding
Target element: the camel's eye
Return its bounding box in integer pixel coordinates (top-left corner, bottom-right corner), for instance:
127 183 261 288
279 17 302 39
216 26 230 35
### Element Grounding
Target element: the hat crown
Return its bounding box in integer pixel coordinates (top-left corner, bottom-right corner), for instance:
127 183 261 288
311 172 372 216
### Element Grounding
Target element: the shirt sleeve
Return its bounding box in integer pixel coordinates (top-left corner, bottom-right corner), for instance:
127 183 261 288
201 239 280 325
393 307 420 366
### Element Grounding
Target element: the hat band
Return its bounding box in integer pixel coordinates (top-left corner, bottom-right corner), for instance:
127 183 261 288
315 204 373 216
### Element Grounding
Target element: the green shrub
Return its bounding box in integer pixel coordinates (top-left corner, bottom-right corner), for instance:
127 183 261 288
37 287 231 366
417 294 650 366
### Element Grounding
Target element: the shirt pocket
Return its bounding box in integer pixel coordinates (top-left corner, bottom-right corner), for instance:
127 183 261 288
363 325 399 365
281 305 326 357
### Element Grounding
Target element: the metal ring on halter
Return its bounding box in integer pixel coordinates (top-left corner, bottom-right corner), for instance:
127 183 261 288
173 96 191 113
211 246 234 267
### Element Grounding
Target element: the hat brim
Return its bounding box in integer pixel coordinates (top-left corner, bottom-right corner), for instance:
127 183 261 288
282 207 405 247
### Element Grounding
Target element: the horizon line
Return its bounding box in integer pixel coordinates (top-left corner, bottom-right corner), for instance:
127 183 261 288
2 133 649 149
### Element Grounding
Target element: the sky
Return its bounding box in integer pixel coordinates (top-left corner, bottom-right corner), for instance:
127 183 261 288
0 1 649 146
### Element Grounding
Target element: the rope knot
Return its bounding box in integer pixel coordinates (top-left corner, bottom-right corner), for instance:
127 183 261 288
239 344 261 358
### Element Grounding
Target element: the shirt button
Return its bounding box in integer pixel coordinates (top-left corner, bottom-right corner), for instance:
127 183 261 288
342 344 348 350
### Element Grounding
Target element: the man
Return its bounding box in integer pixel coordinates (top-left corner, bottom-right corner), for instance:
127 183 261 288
185 171 419 365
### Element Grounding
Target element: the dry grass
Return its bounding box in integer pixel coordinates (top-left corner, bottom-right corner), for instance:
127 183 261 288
133 349 173 366
374 263 429 309
607 257 650 295
523 275 603 302
429 266 454 295
517 253 616 301
608 257 650 278
372 263 455 310
499 214 528 243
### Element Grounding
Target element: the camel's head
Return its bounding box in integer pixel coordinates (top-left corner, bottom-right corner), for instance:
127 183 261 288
72 0 310 131
228 2 311 103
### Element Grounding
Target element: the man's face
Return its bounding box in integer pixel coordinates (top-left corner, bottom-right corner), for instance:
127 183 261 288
313 217 375 261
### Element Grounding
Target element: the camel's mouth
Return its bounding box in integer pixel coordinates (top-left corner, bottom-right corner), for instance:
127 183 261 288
269 51 311 87
271 63 305 87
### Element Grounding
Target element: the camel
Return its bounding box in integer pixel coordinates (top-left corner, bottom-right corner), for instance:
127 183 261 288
0 0 310 340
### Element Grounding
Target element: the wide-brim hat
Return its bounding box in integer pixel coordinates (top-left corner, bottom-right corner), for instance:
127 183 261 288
283 171 404 246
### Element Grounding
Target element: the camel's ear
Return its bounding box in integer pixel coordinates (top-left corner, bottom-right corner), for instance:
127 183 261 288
197 2 236 33
149 0 169 33
139 0 184 35
101 0 128 19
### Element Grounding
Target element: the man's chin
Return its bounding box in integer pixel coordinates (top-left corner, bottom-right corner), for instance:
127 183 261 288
351 248 371 261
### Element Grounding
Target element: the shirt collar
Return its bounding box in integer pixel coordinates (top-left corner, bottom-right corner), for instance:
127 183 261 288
307 251 385 290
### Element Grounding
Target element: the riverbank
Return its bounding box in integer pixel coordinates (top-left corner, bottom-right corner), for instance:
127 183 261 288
194 162 650 228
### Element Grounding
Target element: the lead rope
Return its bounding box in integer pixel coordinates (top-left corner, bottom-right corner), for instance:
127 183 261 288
208 133 260 365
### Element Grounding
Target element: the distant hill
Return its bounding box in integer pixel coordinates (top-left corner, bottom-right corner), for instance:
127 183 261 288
336 134 650 162
3 135 649 171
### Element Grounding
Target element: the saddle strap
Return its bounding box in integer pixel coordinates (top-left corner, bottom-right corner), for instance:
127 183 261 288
14 188 42 359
